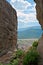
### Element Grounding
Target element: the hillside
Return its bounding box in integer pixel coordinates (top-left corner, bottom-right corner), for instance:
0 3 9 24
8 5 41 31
18 26 42 39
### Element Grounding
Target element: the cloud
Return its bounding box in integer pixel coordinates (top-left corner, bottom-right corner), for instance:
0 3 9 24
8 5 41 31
17 10 37 23
10 0 32 11
10 0 39 29
11 0 16 3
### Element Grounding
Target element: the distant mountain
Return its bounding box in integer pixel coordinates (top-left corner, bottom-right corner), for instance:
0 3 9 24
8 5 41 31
18 26 42 39
18 26 42 31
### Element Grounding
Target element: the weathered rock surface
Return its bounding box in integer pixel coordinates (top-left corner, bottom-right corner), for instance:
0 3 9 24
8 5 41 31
34 0 43 29
34 0 43 65
0 0 17 63
38 34 43 65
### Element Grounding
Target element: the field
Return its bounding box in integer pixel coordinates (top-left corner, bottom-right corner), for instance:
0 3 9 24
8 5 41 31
17 39 38 50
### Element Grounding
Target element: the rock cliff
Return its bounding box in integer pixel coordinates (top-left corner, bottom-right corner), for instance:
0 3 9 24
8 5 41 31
38 34 43 65
0 0 17 63
34 0 43 29
34 0 43 65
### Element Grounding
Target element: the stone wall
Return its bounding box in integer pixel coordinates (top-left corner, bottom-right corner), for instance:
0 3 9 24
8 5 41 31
0 0 17 63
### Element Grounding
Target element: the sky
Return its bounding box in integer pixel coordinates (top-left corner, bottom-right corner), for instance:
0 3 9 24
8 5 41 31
6 0 40 29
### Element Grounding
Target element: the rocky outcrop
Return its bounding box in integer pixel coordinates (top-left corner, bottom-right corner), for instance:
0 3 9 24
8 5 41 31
34 0 43 65
0 0 17 63
34 0 43 29
38 34 43 65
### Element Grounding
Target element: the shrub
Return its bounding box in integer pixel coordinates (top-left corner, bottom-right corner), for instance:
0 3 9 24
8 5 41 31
32 41 38 48
0 63 3 65
10 58 19 65
23 47 39 65
16 49 24 58
9 49 24 65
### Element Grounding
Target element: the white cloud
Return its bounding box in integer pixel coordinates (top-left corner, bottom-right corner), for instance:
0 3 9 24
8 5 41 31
10 0 32 11
17 10 37 23
11 0 16 3
10 0 39 28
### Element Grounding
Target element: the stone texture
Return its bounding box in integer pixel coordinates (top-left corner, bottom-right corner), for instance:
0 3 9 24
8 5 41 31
0 0 17 63
34 0 43 65
34 0 43 29
38 34 43 65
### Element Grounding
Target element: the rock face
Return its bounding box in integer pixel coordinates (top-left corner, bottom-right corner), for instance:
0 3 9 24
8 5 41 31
34 0 43 29
34 0 43 65
0 0 17 63
38 34 43 65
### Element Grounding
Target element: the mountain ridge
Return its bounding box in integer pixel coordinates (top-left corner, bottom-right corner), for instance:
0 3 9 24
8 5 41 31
18 26 42 31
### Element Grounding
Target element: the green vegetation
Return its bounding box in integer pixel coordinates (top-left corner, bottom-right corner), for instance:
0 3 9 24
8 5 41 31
0 63 3 65
23 47 39 65
0 41 40 65
9 49 24 65
16 49 24 58
10 58 19 65
32 41 38 48
0 49 24 65
23 41 39 65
